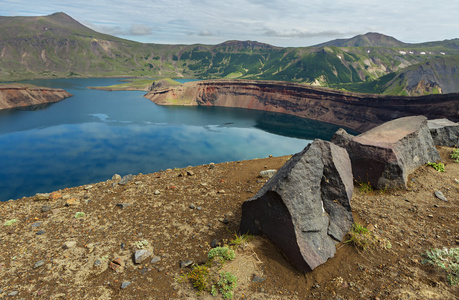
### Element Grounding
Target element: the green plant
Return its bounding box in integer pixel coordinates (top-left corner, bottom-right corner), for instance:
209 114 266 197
187 265 210 291
74 212 85 218
422 247 459 285
229 233 253 249
345 223 391 251
134 240 149 249
427 161 445 172
451 149 459 163
357 181 373 193
208 247 235 262
4 219 18 226
213 271 238 299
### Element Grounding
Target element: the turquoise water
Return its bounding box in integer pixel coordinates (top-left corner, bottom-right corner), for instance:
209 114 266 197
0 78 345 201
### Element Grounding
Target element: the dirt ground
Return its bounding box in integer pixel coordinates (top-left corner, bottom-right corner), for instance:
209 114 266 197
0 146 458 299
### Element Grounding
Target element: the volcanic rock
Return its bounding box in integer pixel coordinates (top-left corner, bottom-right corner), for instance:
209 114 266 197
240 139 354 272
332 116 440 189
428 118 459 147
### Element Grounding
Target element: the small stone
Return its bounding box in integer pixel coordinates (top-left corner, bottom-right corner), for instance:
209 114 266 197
119 174 134 185
35 193 50 201
209 163 215 169
31 221 42 228
116 203 131 209
41 205 51 212
8 291 18 296
63 241 77 249
197 206 202 210
120 281 131 289
154 190 161 195
49 192 62 201
222 217 230 224
150 256 161 264
210 239 219 248
187 170 194 176
135 181 142 185
218 190 225 194
252 275 266 283
65 198 79 206
36 230 46 235
260 169 277 178
428 214 434 218
84 185 93 190
434 191 448 202
180 260 193 268
33 260 45 269
134 250 151 264
112 174 121 181
94 260 102 266
189 203 196 209
121 243 125 250
269 155 273 158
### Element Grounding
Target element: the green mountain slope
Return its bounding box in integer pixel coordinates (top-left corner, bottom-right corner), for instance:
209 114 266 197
1 12 458 95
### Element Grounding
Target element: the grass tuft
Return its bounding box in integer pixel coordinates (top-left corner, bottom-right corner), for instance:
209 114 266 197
427 161 445 172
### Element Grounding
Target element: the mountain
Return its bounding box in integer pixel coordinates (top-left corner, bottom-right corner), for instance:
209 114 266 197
1 12 459 95
313 32 406 48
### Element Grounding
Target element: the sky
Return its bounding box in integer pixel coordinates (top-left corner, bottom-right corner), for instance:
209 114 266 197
2 0 459 47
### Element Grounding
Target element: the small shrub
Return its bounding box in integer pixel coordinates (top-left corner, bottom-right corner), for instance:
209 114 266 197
427 161 445 172
346 223 391 251
187 265 210 291
215 271 238 299
422 247 459 285
74 212 85 218
357 181 373 193
208 247 235 262
134 240 149 249
451 149 459 163
4 219 18 226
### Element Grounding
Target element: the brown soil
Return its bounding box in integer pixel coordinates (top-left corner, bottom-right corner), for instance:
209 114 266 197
0 147 458 299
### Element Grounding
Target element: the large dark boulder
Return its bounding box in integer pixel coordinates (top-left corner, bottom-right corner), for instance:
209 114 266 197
332 115 440 189
428 118 459 147
239 140 354 272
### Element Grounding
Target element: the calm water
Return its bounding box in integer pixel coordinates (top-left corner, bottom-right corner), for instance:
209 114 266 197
0 78 346 201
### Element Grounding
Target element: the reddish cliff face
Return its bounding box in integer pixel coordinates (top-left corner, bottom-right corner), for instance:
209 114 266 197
0 84 73 110
145 80 459 132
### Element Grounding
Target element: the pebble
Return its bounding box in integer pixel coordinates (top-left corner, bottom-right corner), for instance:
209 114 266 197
94 260 102 266
210 239 219 248
36 230 46 235
35 193 50 201
154 190 161 195
119 174 134 185
65 198 79 206
180 260 193 268
116 203 131 209
187 170 194 176
49 192 62 201
252 275 266 282
189 203 196 209
134 250 151 264
197 206 202 210
31 221 42 228
150 256 161 264
120 281 131 289
218 190 225 194
428 214 434 218
33 260 45 269
63 241 77 249
8 291 18 296
434 191 448 202
84 185 93 190
112 174 121 181
209 163 215 169
41 205 51 212
260 169 277 178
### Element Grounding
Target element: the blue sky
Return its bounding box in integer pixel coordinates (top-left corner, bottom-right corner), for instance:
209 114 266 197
2 0 458 47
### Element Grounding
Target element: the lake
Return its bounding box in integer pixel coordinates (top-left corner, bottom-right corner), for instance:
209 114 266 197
0 78 346 201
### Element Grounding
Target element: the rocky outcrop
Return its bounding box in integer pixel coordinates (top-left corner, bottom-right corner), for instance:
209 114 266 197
0 84 72 110
240 140 354 272
428 119 459 147
145 80 459 132
331 116 440 189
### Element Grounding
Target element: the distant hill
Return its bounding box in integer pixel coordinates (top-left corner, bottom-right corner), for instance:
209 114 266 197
1 12 459 95
313 32 406 48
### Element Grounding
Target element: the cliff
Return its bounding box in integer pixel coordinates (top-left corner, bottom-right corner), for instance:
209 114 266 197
0 84 72 110
145 80 459 132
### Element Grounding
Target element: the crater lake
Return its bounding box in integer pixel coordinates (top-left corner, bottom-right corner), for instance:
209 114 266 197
0 78 348 201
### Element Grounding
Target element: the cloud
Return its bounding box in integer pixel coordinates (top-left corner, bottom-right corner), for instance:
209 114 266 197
129 24 152 36
197 30 215 37
263 28 357 39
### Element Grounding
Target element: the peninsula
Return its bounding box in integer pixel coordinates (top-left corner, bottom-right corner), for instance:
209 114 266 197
145 80 459 132
0 84 72 110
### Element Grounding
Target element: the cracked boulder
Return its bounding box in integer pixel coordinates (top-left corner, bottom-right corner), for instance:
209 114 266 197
332 115 440 189
428 118 459 147
239 139 354 272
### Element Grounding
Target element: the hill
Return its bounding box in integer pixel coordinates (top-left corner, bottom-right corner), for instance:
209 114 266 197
1 13 459 95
